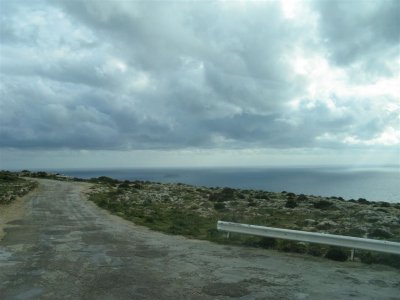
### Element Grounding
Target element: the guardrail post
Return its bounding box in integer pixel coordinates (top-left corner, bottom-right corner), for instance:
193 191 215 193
350 249 355 261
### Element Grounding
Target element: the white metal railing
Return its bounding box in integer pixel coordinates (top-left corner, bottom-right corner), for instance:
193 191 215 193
217 221 400 255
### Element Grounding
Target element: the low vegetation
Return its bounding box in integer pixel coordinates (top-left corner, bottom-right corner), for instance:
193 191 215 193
84 176 400 268
4 171 399 268
0 171 37 205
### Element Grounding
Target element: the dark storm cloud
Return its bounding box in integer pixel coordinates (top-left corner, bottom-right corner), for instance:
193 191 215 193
0 0 398 152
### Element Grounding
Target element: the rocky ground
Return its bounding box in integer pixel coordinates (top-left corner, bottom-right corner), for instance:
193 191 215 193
84 176 400 267
2 171 399 267
1 179 399 299
0 171 37 205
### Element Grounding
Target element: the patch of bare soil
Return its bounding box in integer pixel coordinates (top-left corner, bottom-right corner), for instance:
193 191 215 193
0 188 38 240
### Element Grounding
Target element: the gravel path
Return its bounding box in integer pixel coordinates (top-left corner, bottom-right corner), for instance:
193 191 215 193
0 179 399 299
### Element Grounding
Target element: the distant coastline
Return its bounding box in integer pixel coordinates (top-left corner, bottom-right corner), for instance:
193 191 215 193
31 166 400 203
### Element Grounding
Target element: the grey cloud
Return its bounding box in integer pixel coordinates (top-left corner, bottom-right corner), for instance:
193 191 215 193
0 0 398 153
313 0 399 78
282 97 399 148
57 0 299 81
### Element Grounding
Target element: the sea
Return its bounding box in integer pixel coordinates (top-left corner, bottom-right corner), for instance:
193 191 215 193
53 166 400 203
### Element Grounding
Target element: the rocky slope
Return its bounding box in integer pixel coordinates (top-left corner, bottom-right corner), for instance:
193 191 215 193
5 171 399 266
85 176 400 267
0 171 37 205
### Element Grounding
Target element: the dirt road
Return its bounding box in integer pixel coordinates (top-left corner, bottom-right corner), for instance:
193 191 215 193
0 179 399 299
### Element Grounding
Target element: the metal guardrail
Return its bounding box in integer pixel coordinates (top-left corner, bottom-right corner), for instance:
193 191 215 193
217 221 400 255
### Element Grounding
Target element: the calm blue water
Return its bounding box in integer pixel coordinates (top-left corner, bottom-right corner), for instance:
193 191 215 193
54 166 399 203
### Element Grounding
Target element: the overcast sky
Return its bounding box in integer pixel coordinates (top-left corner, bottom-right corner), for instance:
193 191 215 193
0 0 399 169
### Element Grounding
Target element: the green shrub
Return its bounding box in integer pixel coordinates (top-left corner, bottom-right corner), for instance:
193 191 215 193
339 227 367 238
119 181 131 189
258 237 277 249
325 247 348 261
209 187 235 202
207 228 221 239
314 200 333 210
247 200 257 207
237 193 245 199
0 171 19 182
214 202 226 210
133 182 143 189
243 237 263 247
307 244 326 257
368 228 393 239
357 198 370 205
144 216 154 223
297 194 308 201
358 251 400 268
35 171 48 178
166 214 202 236
254 192 269 200
221 213 241 223
278 240 307 253
358 251 375 264
90 176 119 185
285 198 297 208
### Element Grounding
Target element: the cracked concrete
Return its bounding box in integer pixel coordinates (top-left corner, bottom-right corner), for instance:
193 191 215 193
0 179 399 299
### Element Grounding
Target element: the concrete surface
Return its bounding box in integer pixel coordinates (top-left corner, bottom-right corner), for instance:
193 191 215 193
0 179 399 299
